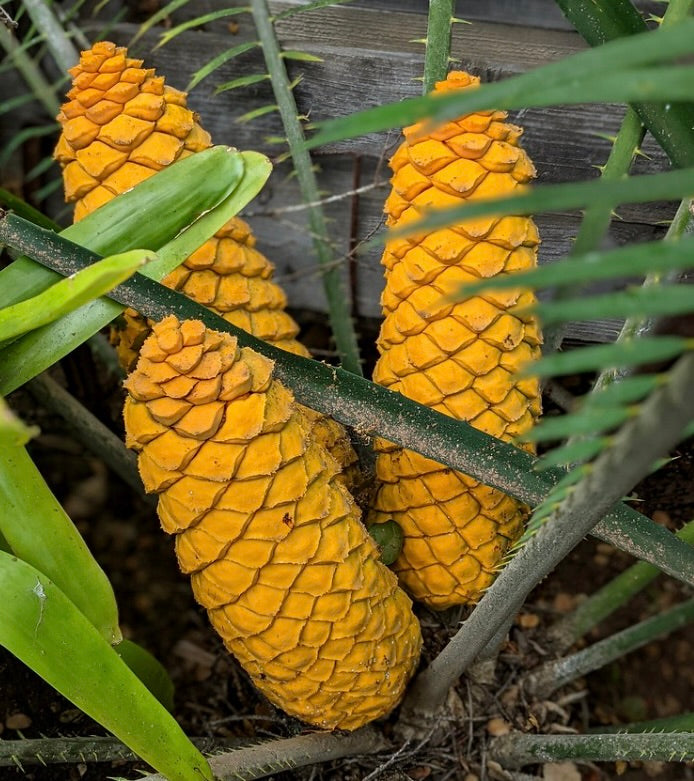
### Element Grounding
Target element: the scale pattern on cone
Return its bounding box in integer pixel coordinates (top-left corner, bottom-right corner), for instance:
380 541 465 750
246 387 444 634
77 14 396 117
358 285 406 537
54 41 355 476
368 71 543 610
123 316 421 730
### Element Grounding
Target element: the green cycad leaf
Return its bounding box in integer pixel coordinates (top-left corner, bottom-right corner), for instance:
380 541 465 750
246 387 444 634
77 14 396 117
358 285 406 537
272 0 355 20
0 552 212 781
307 19 694 147
457 236 694 298
522 406 631 443
584 375 662 407
186 41 259 91
130 0 191 46
215 72 269 93
280 50 323 62
532 284 694 325
534 438 608 470
156 7 250 49
0 249 154 343
526 337 689 378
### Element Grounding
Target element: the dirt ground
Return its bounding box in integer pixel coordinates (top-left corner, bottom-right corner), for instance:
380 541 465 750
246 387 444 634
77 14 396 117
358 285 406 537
1 316 692 781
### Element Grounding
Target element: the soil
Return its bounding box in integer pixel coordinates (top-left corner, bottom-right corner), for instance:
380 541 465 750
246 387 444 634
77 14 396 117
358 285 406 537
1 317 692 781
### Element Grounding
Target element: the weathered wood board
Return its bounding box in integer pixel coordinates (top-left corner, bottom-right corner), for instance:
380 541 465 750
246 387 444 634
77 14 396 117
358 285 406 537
74 2 679 341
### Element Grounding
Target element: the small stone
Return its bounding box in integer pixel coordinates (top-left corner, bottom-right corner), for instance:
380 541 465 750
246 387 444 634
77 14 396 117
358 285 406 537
5 712 32 730
615 760 628 775
486 717 511 736
553 592 577 613
652 509 672 527
643 761 665 778
517 612 539 629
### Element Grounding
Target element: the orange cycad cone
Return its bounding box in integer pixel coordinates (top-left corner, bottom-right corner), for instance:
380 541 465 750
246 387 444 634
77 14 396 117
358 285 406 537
367 71 543 610
54 41 355 475
123 316 421 730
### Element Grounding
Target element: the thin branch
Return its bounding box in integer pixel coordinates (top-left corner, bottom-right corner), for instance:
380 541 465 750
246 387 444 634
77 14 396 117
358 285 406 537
490 732 694 769
144 728 388 781
524 597 694 699
548 519 694 653
21 0 79 73
250 0 362 375
2 212 693 588
400 351 694 720
0 736 241 766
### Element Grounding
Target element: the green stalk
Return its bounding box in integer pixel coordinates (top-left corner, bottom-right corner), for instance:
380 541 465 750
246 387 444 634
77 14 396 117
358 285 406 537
423 0 454 93
250 0 362 375
2 213 693 590
554 0 694 169
490 732 694 769
525 598 694 698
589 712 694 734
548 519 694 652
0 23 59 116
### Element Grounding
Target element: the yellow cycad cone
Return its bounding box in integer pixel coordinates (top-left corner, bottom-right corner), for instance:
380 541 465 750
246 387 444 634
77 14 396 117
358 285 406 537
54 41 355 477
367 71 543 610
123 316 421 730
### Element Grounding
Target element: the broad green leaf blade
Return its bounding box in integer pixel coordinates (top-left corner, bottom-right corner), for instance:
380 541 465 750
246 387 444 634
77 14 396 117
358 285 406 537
0 151 271 395
186 41 259 91
456 235 694 298
0 146 247 308
522 406 631 443
115 638 174 711
307 19 694 147
0 249 154 343
2 211 693 586
532 284 694 325
526 337 689 378
0 552 212 781
156 7 250 49
0 441 120 644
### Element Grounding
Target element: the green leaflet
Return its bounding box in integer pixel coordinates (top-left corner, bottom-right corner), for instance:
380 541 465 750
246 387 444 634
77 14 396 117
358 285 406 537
0 249 154 343
0 552 212 781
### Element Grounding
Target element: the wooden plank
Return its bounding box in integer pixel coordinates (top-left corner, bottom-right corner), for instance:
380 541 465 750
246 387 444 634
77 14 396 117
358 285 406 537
74 6 679 343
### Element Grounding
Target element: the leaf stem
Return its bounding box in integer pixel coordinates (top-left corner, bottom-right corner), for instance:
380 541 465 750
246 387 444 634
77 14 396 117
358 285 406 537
145 728 388 781
588 712 694 734
423 0 454 93
525 597 694 698
490 732 694 769
2 213 692 589
400 352 694 719
250 0 362 375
